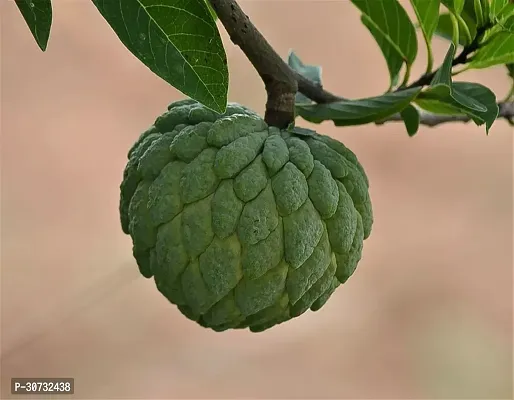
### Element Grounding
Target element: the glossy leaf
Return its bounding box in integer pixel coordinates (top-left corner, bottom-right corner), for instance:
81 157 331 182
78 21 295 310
496 3 514 20
203 0 217 20
401 105 421 136
351 0 418 64
295 87 422 126
480 0 490 23
435 12 476 45
490 0 507 18
410 0 440 73
361 15 403 89
92 0 228 113
463 0 478 20
442 0 478 41
441 0 466 14
415 98 466 114
417 82 499 132
427 43 486 112
410 0 441 67
460 0 483 33
468 29 514 69
288 51 323 104
472 0 485 27
430 43 456 86
15 0 52 51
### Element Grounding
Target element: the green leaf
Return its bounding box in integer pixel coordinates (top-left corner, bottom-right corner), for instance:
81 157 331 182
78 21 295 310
204 0 217 21
468 29 514 69
415 97 466 114
496 3 514 20
430 42 456 86
478 14 513 44
490 0 507 18
435 12 476 45
410 0 441 72
442 0 477 41
463 0 478 21
287 51 323 104
471 0 484 27
461 0 482 33
442 0 466 14
417 82 499 132
360 15 404 89
91 0 228 113
401 104 421 136
15 0 52 51
427 43 486 112
409 0 440 41
351 0 418 64
295 87 422 126
480 0 490 22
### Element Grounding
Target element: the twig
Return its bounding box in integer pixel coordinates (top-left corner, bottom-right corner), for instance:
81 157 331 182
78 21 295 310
209 0 298 128
377 102 514 127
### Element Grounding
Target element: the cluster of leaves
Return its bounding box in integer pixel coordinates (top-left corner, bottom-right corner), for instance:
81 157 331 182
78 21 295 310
292 0 514 135
15 0 514 135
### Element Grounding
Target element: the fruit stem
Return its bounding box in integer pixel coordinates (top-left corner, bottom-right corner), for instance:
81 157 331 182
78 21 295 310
209 0 298 128
209 0 344 126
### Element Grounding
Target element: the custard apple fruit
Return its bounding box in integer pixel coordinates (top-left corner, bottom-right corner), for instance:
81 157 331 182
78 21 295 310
120 99 373 332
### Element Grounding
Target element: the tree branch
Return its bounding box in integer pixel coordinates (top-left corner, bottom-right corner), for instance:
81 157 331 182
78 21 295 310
209 0 298 128
377 102 514 127
210 0 513 130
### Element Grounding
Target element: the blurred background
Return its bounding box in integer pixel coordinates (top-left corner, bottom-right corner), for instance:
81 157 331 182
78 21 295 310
1 0 512 398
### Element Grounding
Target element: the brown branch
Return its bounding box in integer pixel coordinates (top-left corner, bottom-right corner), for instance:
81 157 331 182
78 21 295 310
377 102 514 127
209 0 298 128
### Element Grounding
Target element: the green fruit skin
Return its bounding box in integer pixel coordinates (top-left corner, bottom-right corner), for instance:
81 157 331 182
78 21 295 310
120 99 373 333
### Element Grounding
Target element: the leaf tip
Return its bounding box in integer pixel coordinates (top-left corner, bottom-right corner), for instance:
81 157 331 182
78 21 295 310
212 100 228 114
287 49 299 64
37 40 49 52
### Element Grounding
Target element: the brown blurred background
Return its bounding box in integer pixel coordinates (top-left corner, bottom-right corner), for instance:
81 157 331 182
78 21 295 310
1 0 513 398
